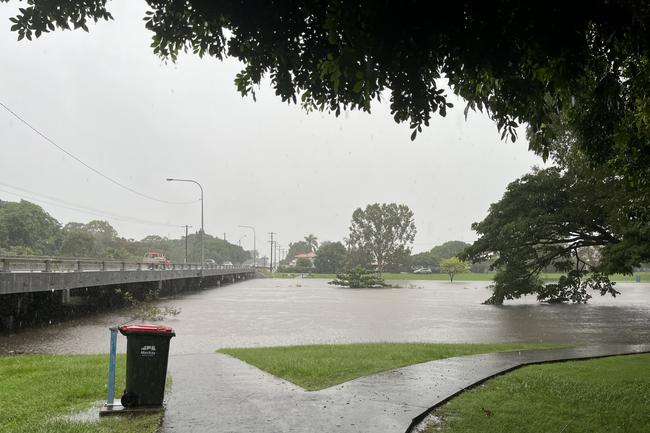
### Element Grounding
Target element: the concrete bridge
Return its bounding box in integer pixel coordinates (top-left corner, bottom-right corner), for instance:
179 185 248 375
0 256 257 330
0 256 256 295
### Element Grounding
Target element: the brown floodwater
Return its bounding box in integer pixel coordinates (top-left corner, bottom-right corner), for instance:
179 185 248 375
1 278 649 355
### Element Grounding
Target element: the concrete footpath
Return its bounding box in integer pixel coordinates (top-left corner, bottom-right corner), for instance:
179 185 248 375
160 344 650 433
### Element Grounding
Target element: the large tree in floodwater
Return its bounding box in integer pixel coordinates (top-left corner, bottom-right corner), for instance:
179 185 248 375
348 203 416 273
463 128 649 304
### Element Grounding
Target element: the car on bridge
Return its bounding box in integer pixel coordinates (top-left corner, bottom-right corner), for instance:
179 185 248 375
143 251 172 269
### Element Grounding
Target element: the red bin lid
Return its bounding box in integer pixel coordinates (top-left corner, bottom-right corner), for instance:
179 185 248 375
119 324 174 335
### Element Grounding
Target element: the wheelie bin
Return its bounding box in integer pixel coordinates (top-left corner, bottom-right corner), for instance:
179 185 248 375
118 324 175 407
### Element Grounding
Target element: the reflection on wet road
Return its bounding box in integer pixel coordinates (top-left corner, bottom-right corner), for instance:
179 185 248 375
1 279 649 355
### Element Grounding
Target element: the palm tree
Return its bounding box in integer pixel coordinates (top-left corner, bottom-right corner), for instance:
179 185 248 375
304 234 319 252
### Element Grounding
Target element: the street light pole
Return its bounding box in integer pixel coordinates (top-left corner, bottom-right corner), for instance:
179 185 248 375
238 225 256 267
184 224 193 263
166 178 204 267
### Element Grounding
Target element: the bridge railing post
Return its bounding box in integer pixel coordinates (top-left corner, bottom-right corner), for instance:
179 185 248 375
1 258 9 272
101 261 106 271
121 262 126 271
43 259 51 273
137 262 142 271
76 260 82 272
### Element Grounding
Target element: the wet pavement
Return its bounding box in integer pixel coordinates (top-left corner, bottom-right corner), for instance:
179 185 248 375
160 344 650 433
2 278 650 355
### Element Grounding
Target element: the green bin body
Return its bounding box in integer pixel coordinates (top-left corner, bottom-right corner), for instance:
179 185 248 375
118 325 175 407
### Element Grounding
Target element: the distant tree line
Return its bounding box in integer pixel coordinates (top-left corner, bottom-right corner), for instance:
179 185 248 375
279 203 475 275
410 241 490 273
0 199 250 264
280 237 477 275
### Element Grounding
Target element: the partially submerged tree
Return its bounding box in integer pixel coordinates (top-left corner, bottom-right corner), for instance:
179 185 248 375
439 257 470 283
347 203 416 273
329 266 387 289
462 145 646 303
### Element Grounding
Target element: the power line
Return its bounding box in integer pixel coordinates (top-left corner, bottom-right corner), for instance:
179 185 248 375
0 100 197 205
0 187 183 229
0 184 184 229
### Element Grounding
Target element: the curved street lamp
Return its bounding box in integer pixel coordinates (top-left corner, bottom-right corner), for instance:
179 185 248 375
166 178 204 267
238 225 256 267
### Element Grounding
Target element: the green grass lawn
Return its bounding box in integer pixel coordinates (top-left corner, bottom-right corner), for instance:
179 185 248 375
427 353 650 433
218 342 567 390
0 354 162 433
273 271 649 282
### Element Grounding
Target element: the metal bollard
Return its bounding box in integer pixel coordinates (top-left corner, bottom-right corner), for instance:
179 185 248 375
106 327 118 406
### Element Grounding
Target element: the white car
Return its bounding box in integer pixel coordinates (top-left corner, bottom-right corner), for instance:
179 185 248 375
413 267 432 274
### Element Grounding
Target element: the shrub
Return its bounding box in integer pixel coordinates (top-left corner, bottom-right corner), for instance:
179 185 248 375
329 266 388 288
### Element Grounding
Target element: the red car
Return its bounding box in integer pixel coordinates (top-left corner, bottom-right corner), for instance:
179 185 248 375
143 251 172 269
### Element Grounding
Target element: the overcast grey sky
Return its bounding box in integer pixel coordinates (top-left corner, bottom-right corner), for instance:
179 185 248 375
0 0 543 254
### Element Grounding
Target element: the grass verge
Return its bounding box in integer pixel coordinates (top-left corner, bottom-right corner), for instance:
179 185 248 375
218 342 568 391
0 354 162 433
426 353 650 433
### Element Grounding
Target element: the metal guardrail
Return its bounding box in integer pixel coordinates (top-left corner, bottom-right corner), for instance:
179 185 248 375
0 256 252 273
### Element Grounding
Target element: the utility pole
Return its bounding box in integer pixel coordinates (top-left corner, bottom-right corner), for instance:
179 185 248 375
184 225 193 263
269 232 275 272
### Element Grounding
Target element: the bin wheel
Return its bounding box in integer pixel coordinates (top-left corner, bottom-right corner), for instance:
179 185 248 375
121 391 138 408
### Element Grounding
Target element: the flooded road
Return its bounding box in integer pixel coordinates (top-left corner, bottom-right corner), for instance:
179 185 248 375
1 278 649 355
